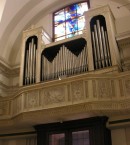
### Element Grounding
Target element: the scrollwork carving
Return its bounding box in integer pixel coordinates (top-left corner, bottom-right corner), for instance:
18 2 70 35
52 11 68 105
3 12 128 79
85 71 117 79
71 81 84 102
98 80 112 99
27 91 39 108
44 86 66 105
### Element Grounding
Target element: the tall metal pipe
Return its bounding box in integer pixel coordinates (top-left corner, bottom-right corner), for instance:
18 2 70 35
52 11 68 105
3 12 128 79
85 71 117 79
94 24 101 68
104 31 112 66
41 55 45 81
101 26 108 67
25 50 29 84
92 32 98 69
28 42 32 84
33 44 36 83
96 20 105 68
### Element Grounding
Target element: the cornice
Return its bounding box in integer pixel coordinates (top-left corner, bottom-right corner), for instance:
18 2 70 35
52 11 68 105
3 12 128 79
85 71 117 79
0 60 20 77
116 31 130 41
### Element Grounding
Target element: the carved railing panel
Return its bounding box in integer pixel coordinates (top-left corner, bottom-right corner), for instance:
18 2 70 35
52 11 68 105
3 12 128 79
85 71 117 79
0 71 130 120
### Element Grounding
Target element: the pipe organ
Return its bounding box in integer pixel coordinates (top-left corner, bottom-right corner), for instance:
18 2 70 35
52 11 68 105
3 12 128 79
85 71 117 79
20 5 121 86
41 38 88 81
90 15 112 70
24 36 37 85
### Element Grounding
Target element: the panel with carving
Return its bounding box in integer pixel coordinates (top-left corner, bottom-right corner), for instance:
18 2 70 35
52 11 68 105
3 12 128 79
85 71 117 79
12 95 23 115
71 81 84 102
125 80 130 97
98 79 113 99
92 80 97 98
43 85 67 107
24 90 40 110
29 91 39 108
119 79 124 97
0 101 10 117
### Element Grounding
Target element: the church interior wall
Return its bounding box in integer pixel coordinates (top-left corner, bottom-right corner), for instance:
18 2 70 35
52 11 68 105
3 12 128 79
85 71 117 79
0 0 130 145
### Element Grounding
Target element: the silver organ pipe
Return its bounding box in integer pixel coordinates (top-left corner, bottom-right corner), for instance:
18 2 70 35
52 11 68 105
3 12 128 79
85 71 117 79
25 50 29 85
79 50 83 72
42 44 88 81
94 24 101 68
24 37 37 85
34 44 36 82
72 53 75 74
83 46 87 72
32 43 34 83
104 31 112 66
91 17 112 69
68 50 71 75
96 20 105 67
30 39 33 83
28 43 31 83
101 26 108 67
92 32 98 69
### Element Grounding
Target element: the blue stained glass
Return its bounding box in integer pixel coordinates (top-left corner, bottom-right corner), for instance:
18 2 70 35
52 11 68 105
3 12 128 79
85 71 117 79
55 23 65 38
54 2 89 41
65 5 77 20
66 19 78 34
54 10 65 24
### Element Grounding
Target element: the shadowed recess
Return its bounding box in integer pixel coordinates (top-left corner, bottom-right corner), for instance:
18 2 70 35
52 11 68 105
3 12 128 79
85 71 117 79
42 38 87 62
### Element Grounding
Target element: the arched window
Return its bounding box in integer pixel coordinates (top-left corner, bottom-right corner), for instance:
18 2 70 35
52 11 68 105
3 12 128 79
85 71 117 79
53 1 89 41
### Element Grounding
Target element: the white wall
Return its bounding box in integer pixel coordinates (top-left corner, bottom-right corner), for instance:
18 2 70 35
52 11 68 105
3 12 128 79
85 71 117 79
111 127 130 145
0 136 36 145
116 15 130 34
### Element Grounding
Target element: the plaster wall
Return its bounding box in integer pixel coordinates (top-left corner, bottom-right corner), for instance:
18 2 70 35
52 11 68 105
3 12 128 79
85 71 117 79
111 127 130 145
116 15 130 34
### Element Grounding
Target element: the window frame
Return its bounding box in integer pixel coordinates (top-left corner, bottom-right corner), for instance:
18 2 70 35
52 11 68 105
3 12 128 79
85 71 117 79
48 129 90 145
35 116 112 145
53 0 90 42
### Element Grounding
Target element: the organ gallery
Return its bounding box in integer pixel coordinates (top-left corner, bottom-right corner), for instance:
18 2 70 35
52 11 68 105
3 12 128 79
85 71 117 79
20 5 120 86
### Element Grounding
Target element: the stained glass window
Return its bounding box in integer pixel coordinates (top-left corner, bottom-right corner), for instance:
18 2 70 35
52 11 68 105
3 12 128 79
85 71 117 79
54 1 89 41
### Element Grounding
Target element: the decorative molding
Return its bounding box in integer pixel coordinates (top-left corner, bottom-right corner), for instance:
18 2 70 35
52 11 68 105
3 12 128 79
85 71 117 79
125 79 130 96
44 86 66 106
116 31 130 41
0 59 20 77
71 81 84 102
0 70 129 125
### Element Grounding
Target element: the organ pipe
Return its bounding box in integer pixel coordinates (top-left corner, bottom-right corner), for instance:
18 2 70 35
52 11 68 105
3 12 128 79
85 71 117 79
104 31 112 66
101 26 108 67
96 20 105 68
91 17 112 69
92 32 98 69
24 37 37 85
94 24 101 68
41 44 88 81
